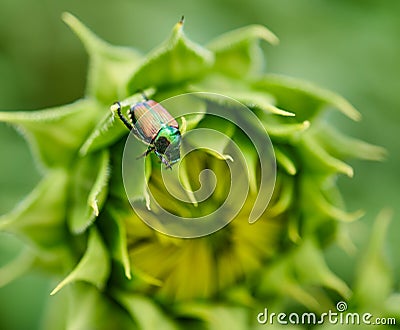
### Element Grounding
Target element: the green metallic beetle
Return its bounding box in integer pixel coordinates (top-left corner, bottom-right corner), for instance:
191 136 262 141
111 96 182 168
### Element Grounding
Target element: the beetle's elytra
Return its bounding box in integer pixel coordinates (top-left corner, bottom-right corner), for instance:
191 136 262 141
112 96 181 168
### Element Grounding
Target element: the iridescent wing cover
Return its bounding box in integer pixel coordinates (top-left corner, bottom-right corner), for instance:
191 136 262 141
128 100 179 144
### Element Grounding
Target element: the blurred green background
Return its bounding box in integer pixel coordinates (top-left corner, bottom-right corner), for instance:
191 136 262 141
0 0 399 329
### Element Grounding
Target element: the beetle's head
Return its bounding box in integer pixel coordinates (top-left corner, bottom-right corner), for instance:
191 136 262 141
154 125 181 166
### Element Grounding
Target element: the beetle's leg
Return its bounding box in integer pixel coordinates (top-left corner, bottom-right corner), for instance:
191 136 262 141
161 156 172 170
111 101 133 130
136 146 155 160
154 153 170 169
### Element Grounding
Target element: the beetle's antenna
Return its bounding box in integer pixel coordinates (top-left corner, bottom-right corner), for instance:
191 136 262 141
141 92 149 101
111 102 133 130
136 146 154 160
135 88 149 101
163 157 172 170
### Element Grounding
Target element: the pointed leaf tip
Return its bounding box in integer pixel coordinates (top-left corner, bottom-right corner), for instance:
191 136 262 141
61 12 100 49
172 15 185 36
63 12 142 103
128 18 213 92
207 24 279 50
254 75 362 121
62 12 93 39
50 228 110 295
61 12 73 24
102 209 132 281
207 25 278 78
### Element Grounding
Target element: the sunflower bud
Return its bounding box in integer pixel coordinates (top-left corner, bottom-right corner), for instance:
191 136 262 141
0 13 391 329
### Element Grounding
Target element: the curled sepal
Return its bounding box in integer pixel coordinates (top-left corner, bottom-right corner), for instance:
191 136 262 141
299 130 354 177
177 303 249 330
178 121 235 206
50 227 110 295
313 123 387 161
121 139 152 209
275 147 297 175
63 12 142 104
0 170 69 250
207 25 279 78
301 174 364 223
112 290 178 330
253 74 361 121
190 75 294 116
99 208 132 279
264 118 310 142
258 260 328 313
233 90 294 117
128 17 214 92
293 239 352 300
68 150 110 234
66 283 135 330
0 99 100 168
266 173 294 217
178 160 200 207
352 209 393 311
184 121 235 161
231 131 259 194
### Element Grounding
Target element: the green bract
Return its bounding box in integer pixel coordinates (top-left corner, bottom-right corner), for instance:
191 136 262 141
0 13 396 329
